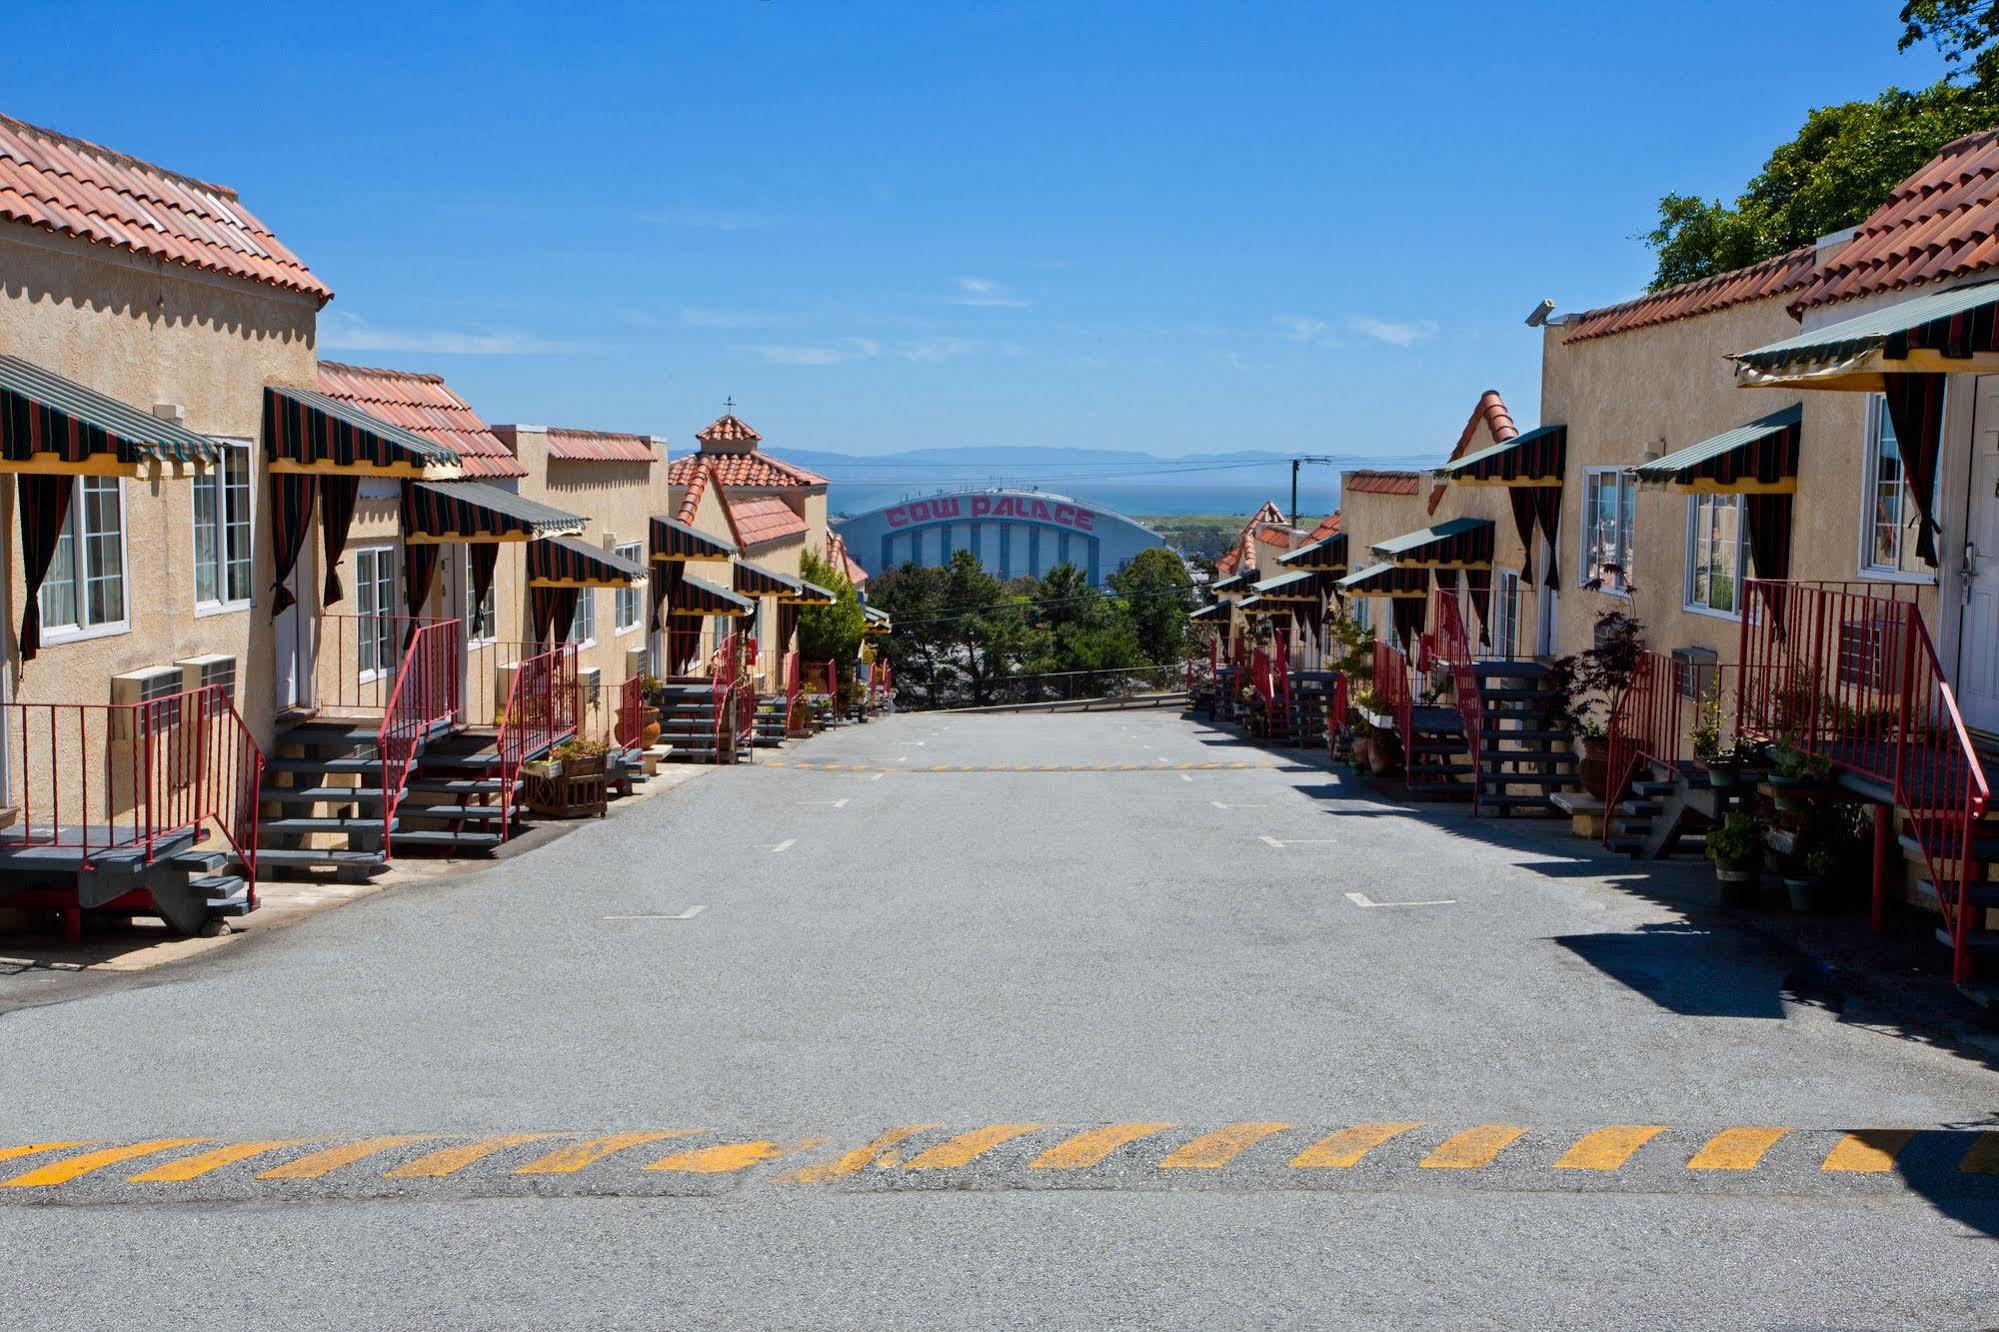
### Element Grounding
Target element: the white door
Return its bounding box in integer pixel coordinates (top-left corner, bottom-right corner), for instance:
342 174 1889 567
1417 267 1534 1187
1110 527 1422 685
275 531 317 710
1958 376 1999 732
1534 531 1558 657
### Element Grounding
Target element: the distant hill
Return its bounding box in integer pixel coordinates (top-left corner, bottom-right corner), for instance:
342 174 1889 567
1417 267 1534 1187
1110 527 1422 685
787 445 1431 519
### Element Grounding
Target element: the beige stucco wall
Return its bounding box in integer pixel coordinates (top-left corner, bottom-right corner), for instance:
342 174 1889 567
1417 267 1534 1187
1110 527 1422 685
0 226 320 825
1333 480 1431 638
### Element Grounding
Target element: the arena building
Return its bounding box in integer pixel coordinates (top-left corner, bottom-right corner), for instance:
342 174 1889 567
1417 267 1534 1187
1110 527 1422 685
834 488 1168 586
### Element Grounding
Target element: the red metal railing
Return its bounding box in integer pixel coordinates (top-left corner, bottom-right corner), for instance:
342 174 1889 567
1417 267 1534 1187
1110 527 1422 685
315 614 448 716
616 673 647 752
1434 591 1483 814
377 619 464 855
1328 670 1350 753
1603 654 1748 829
783 650 803 733
1273 635 1293 734
494 643 579 835
1373 637 1414 775
712 632 745 763
1739 578 1988 981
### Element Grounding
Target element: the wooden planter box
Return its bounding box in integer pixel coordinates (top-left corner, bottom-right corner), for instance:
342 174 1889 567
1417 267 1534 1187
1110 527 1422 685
525 754 608 819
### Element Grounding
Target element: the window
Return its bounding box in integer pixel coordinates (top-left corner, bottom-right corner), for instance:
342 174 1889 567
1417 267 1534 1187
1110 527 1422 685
1862 394 1936 578
355 546 399 679
1685 494 1746 617
1491 570 1519 658
1351 597 1371 633
193 439 252 611
570 586 596 646
40 476 127 637
1581 468 1636 593
614 543 644 635
464 555 496 644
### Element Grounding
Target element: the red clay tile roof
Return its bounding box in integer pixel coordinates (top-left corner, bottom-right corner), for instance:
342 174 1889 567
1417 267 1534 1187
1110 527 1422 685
1254 527 1296 547
1791 128 1999 315
545 427 657 464
673 460 747 546
316 362 525 478
729 495 807 546
666 450 827 490
696 413 762 448
675 460 711 524
1342 470 1423 496
1562 247 1818 343
1429 389 1522 513
827 530 869 586
0 111 330 304
1306 513 1341 542
1215 500 1291 575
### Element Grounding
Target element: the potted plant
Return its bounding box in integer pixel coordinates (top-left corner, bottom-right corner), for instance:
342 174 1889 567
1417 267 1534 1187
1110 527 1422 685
1690 689 1740 789
1554 611 1645 800
1767 738 1831 812
1367 726 1400 777
1705 809 1764 905
1783 845 1840 913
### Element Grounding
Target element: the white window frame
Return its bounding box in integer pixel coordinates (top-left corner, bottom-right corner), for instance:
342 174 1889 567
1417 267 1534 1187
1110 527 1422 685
464 553 497 647
39 475 130 645
1351 597 1371 633
354 545 400 682
1579 466 1637 597
1858 393 1940 584
570 586 597 649
1491 569 1520 659
614 543 644 636
1683 493 1747 620
192 437 254 616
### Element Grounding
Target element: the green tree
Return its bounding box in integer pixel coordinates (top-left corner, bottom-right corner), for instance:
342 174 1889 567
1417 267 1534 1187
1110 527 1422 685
1903 1 1999 84
866 562 951 708
1030 562 1144 682
1108 547 1194 667
1645 80 1999 288
797 548 867 704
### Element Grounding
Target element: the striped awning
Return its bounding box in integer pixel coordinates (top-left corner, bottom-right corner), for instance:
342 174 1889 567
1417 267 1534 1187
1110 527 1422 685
529 535 647 588
651 514 736 562
1278 532 1347 572
402 480 585 543
735 560 803 597
1438 424 1566 486
0 355 219 475
1732 280 1999 390
1212 571 1252 592
1371 516 1494 569
1336 562 1432 598
1633 404 1802 493
672 572 754 617
1250 569 1321 601
263 386 462 478
783 579 837 606
863 604 893 634
1188 602 1226 621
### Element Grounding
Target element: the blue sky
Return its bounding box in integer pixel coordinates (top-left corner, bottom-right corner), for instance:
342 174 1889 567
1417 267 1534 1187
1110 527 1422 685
6 1 1955 465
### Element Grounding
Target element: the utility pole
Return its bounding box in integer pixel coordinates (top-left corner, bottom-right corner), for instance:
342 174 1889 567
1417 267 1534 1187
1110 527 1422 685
1289 456 1338 528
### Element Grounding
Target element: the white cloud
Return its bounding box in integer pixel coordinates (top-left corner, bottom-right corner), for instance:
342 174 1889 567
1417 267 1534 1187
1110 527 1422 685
1276 316 1328 342
320 313 580 356
739 338 880 366
955 276 1030 308
1347 315 1438 348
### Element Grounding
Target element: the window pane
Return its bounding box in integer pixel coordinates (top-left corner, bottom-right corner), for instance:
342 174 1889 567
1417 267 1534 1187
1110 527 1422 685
82 478 123 626
223 445 252 602
40 521 77 630
194 468 219 604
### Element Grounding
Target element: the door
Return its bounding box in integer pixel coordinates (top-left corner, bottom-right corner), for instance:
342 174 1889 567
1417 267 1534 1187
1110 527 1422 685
275 530 318 710
1957 376 1999 732
1534 531 1559 657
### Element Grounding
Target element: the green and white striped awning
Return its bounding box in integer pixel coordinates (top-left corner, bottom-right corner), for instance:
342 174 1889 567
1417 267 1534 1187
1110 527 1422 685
1731 280 1999 390
782 579 837 606
1632 404 1802 493
0 355 220 474
1371 516 1495 569
264 385 462 478
402 480 586 543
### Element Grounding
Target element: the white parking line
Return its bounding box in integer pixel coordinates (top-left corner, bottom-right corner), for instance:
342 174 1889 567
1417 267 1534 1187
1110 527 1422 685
602 905 708 920
1345 892 1455 909
1258 835 1338 848
763 838 796 854
1212 800 1265 810
799 798 851 808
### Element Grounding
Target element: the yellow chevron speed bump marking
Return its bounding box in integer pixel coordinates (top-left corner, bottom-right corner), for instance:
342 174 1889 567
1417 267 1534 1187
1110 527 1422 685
259 1136 440 1181
1421 1125 1528 1169
776 1125 942 1184
516 1131 703 1176
1030 1123 1177 1170
1959 1132 1999 1174
3 1139 208 1188
1821 1130 1918 1174
1288 1122 1423 1168
1554 1125 1669 1171
387 1134 562 1179
0 1143 90 1168
905 1124 1049 1169
129 1139 311 1183
646 1138 828 1174
1160 1122 1292 1169
1687 1127 1792 1171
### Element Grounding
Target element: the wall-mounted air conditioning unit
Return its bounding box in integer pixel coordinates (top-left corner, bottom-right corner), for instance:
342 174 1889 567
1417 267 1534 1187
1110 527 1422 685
1670 645 1718 701
624 646 648 680
109 665 182 740
1836 614 1909 694
494 661 525 717
577 666 603 708
176 653 237 700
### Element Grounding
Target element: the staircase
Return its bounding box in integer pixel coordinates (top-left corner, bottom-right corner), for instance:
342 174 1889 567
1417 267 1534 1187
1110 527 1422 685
257 720 404 881
753 694 790 746
1288 671 1339 749
658 678 747 764
1405 705 1472 798
1471 661 1579 816
396 731 513 855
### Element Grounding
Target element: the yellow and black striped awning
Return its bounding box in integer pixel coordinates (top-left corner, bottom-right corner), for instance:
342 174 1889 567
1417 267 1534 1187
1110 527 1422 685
529 535 647 589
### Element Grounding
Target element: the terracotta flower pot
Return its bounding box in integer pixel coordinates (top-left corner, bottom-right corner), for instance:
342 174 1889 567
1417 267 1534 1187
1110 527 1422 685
1577 735 1609 801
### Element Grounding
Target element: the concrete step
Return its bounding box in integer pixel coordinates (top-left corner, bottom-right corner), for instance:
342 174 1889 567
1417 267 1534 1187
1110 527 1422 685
270 786 387 805
391 829 503 851
263 816 394 837
398 803 509 822
251 847 386 874
1936 926 1999 955
192 873 252 915
268 756 380 776
409 777 509 796
1918 878 1999 910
